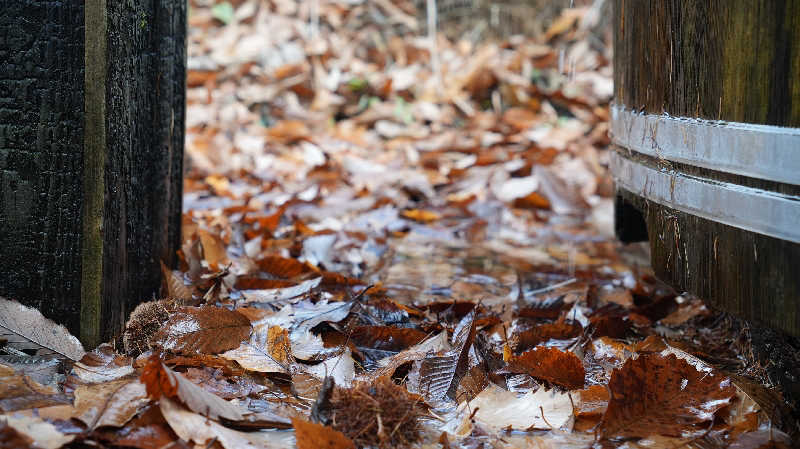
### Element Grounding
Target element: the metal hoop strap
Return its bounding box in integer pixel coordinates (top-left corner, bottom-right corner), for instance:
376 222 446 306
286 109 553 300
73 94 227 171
610 105 800 186
610 151 800 244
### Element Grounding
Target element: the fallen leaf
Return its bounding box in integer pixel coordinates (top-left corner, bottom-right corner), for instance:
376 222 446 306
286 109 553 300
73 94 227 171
0 364 69 412
463 383 574 431
72 344 134 383
293 417 355 449
350 326 427 352
141 355 244 421
222 324 290 373
198 228 230 269
0 413 74 449
415 310 476 401
599 353 736 439
0 296 85 361
160 397 289 449
152 306 251 355
512 321 582 352
506 347 585 390
73 379 148 429
160 261 194 303
401 209 441 223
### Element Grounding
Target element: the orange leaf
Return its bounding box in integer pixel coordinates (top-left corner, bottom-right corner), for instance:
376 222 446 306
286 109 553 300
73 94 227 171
599 353 736 439
141 354 177 400
293 418 355 449
401 209 441 223
255 256 316 279
198 229 228 269
507 347 585 390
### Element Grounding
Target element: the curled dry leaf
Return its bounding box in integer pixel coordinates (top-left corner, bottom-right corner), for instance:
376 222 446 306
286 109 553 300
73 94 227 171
293 417 356 449
160 261 194 303
72 344 134 384
140 355 244 421
462 383 574 431
0 296 85 361
152 306 251 355
599 353 736 439
506 347 585 390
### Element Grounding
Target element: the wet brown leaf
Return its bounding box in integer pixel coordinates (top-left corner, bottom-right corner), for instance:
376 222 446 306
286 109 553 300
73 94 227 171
416 310 477 401
506 347 585 390
152 306 251 355
350 325 427 352
599 353 736 439
512 321 582 352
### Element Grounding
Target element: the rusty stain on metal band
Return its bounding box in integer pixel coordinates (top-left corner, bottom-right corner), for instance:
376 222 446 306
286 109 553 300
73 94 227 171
611 105 800 186
610 151 800 244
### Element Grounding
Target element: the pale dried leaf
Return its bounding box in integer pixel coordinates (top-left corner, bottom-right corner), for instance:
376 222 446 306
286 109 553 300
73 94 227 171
463 383 574 431
0 297 85 361
221 324 289 373
74 379 148 429
0 413 74 449
159 397 291 449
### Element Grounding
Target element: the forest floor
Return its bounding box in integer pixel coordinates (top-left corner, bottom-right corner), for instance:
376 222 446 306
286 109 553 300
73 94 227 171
0 1 797 448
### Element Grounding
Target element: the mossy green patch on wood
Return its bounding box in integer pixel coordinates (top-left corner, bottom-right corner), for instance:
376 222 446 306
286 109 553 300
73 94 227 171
81 0 107 349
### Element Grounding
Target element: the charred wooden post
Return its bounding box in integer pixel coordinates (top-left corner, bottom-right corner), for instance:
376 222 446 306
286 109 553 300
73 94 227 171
611 0 800 336
0 1 185 347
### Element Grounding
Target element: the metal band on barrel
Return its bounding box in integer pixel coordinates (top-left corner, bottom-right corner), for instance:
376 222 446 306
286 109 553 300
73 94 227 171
611 105 800 186
610 151 800 244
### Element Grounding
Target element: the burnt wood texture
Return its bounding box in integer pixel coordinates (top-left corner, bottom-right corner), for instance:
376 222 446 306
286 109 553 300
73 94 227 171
0 0 185 347
612 0 800 336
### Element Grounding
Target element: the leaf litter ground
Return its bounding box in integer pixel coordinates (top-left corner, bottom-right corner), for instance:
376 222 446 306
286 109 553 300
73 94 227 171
1 0 798 448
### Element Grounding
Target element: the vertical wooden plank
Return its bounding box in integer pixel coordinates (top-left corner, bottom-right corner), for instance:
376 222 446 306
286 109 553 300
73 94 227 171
0 1 85 332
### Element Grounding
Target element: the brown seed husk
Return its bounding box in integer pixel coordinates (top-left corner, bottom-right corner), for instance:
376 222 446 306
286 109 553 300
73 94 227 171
330 376 425 449
122 299 175 356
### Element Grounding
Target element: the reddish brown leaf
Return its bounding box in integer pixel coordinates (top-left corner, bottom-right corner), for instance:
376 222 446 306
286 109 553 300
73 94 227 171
152 306 251 355
293 418 355 449
141 354 178 400
599 353 736 439
506 347 585 390
350 326 427 352
512 321 582 352
255 255 316 279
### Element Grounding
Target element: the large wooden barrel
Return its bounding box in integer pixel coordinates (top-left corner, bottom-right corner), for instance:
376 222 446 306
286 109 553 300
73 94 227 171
0 1 186 347
611 1 800 336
